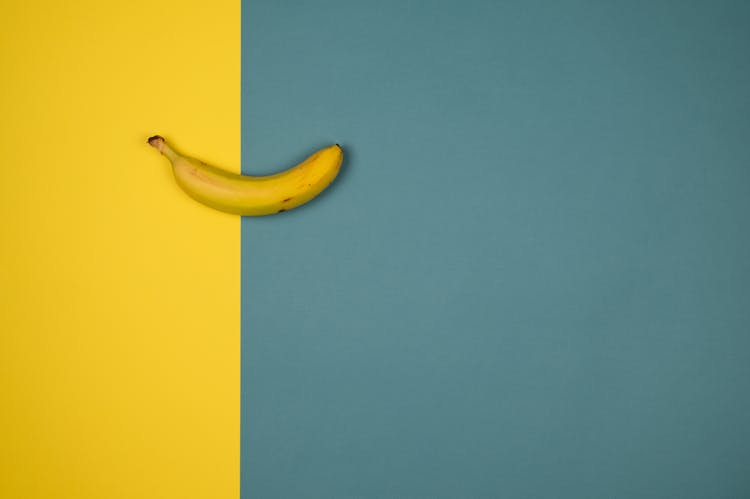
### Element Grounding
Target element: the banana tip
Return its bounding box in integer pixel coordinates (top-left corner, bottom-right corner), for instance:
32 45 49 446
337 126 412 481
148 135 165 153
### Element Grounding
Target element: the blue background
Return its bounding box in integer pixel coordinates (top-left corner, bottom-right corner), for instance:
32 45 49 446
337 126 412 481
242 1 750 497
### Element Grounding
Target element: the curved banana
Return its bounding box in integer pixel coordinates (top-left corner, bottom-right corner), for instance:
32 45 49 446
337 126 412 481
147 135 343 216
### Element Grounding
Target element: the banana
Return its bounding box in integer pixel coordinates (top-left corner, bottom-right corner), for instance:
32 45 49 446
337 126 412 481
147 135 343 216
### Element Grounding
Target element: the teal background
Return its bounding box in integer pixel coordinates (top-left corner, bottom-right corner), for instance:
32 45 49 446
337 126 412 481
241 1 750 497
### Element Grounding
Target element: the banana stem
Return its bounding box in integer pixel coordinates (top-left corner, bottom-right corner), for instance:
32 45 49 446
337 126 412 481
148 135 178 162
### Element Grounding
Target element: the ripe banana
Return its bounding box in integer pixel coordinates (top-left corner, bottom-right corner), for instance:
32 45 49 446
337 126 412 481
147 135 343 216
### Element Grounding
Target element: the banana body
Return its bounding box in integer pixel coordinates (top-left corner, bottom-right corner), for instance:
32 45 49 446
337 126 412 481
148 135 343 216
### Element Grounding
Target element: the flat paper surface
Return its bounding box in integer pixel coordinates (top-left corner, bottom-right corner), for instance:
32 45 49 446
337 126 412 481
242 1 750 498
1 2 240 497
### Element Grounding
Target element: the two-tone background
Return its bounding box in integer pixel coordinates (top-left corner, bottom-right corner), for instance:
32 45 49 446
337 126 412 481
3 1 749 498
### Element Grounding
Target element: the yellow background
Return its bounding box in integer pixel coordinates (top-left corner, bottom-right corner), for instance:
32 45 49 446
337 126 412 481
1 1 240 497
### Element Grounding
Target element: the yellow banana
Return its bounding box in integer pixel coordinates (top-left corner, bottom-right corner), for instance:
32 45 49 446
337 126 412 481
147 135 343 216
